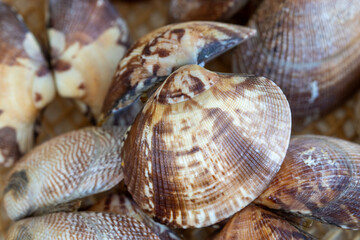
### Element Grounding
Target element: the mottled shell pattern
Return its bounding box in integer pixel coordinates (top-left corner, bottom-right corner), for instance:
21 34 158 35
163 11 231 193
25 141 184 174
233 0 360 128
0 2 55 167
255 135 360 230
169 0 248 21
100 21 256 125
122 64 292 228
3 127 125 221
214 204 314 240
90 192 180 240
48 0 129 120
6 212 161 240
356 93 360 136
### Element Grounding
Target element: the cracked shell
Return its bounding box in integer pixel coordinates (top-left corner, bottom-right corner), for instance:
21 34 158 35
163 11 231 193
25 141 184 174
122 64 292 228
233 0 360 129
255 135 360 230
6 212 160 239
0 2 55 167
100 21 256 125
3 126 125 221
48 0 129 120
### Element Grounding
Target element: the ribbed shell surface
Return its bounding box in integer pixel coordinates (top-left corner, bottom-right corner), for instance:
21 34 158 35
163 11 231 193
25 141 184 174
3 127 125 221
122 65 291 228
214 204 314 240
6 212 161 240
100 21 256 122
48 0 129 119
255 135 360 230
233 0 360 128
0 2 55 167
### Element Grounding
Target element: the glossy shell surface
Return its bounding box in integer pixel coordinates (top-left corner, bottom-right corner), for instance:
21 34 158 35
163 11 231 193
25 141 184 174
122 64 291 228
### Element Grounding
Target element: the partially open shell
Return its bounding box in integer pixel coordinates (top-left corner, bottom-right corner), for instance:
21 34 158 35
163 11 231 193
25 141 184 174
3 126 125 221
91 192 180 240
0 3 55 167
122 64 291 228
255 135 360 230
6 212 160 239
214 204 314 240
169 0 248 22
233 0 360 128
48 0 129 120
100 21 256 125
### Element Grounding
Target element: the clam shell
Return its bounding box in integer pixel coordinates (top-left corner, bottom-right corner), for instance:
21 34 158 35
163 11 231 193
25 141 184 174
100 21 256 124
91 192 180 240
6 212 160 239
122 64 291 228
233 0 360 128
0 2 55 167
3 126 125 221
214 204 314 240
169 0 248 21
255 135 360 230
48 0 129 120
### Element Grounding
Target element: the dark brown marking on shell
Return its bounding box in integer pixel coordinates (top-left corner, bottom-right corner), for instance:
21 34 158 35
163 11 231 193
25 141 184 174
36 65 50 77
4 170 28 199
0 127 22 164
78 83 85 90
35 93 42 102
0 110 3 116
54 60 71 72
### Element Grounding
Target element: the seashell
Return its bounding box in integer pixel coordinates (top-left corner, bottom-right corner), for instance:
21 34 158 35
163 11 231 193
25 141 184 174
255 135 360 230
3 126 125 221
100 21 256 125
355 92 360 137
233 0 360 129
91 192 180 240
122 64 291 228
0 2 55 167
169 0 248 22
213 204 315 239
48 0 129 121
6 212 161 239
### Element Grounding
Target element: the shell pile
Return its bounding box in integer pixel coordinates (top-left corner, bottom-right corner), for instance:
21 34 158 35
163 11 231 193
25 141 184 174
1 0 360 239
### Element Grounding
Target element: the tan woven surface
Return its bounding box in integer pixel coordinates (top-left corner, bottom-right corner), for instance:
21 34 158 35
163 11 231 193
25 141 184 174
0 0 359 239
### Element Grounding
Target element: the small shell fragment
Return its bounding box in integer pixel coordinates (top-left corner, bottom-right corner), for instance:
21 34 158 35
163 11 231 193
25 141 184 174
0 2 55 167
3 126 125 221
255 135 360 230
6 212 160 240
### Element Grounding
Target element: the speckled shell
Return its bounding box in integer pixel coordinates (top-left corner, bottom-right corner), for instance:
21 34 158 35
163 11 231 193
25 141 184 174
6 212 161 239
122 64 291 228
214 204 314 240
91 193 180 240
255 135 360 230
0 3 55 167
3 126 125 221
233 0 360 128
169 0 248 21
100 21 256 124
48 0 129 120
355 93 360 136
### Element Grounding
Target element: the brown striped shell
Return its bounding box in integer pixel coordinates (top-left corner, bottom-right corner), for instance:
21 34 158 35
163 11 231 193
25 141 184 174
0 3 55 167
91 192 180 240
100 21 256 125
213 204 314 240
255 135 360 230
6 212 160 239
3 126 125 221
233 0 360 129
169 0 248 21
48 0 129 120
122 64 291 228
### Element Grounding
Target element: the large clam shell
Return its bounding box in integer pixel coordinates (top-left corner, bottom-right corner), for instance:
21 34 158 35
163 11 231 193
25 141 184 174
100 21 256 125
122 64 291 228
233 0 360 128
214 204 314 240
6 212 160 239
3 126 125 221
255 135 360 230
0 2 55 167
48 0 129 120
